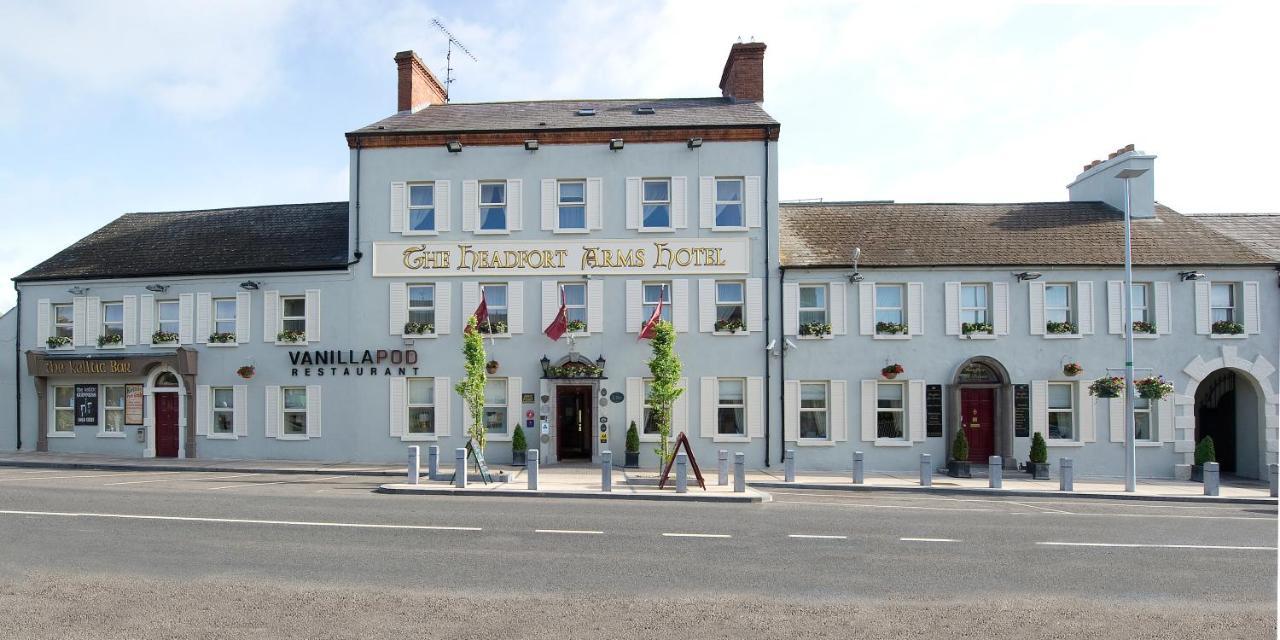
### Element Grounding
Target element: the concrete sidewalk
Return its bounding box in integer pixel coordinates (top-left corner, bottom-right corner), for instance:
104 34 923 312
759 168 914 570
379 466 769 503
0 451 404 476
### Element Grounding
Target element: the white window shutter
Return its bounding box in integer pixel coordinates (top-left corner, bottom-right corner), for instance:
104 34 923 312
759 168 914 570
783 380 799 442
1107 280 1124 335
508 281 524 334
698 279 715 333
122 295 137 346
196 385 210 436
1077 382 1095 442
541 281 558 331
944 282 960 336
626 377 643 434
139 294 155 345
36 299 50 346
72 297 86 346
541 179 556 230
859 283 874 335
435 180 451 232
861 380 877 442
195 292 210 344
306 385 322 438
586 177 603 230
907 282 924 336
176 294 192 345
436 377 451 436
1108 396 1124 443
746 278 763 332
390 181 406 233
672 377 689 435
993 282 1009 336
830 282 848 335
670 176 687 229
698 176 715 228
1194 281 1211 334
625 280 642 333
235 292 251 344
1243 281 1261 334
831 380 848 442
507 179 523 231
1158 397 1175 443
782 283 799 335
389 282 407 336
747 376 764 439
672 279 690 333
305 289 320 343
462 179 478 232
85 296 101 347
461 282 478 328
233 386 247 437
908 379 925 442
700 377 716 439
1154 281 1171 335
1029 282 1045 335
389 376 404 437
744 175 762 228
1077 281 1094 335
1031 380 1048 437
506 377 521 438
435 282 451 335
264 386 280 439
587 279 603 333
625 177 641 230
263 291 279 342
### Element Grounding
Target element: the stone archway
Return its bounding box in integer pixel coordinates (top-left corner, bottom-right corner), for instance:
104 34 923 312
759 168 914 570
1179 345 1277 480
949 356 1014 467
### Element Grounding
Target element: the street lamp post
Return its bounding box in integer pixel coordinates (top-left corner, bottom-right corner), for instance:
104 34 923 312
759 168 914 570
1116 167 1148 492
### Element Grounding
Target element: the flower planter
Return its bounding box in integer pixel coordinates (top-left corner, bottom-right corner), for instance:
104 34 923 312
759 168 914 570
1028 462 1051 480
1190 465 1203 483
486 360 499 374
1063 363 1083 377
236 366 255 380
512 450 526 466
625 451 640 468
946 460 972 478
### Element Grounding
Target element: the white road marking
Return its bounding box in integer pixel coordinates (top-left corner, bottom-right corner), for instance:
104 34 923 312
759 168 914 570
0 509 481 531
900 537 959 543
535 529 604 535
1037 541 1276 551
0 473 120 482
662 532 732 539
206 475 349 491
776 497 995 513
104 473 254 486
1010 511 1271 522
101 472 185 485
1006 500 1073 514
788 534 847 540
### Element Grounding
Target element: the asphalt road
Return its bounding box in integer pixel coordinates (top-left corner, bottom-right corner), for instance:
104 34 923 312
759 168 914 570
0 468 1275 639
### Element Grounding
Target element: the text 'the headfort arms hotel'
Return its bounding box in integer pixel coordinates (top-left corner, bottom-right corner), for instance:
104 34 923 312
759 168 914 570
4 43 1277 480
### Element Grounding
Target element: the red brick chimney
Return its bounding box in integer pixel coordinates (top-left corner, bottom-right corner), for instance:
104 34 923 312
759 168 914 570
395 50 447 113
719 42 767 102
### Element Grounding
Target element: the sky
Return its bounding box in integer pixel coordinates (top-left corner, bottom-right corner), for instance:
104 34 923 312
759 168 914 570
1 0 1277 311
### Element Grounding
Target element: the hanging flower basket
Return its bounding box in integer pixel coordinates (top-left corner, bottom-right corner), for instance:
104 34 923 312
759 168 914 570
236 365 255 380
1135 375 1174 400
486 359 499 374
1063 362 1084 377
882 363 904 380
1088 376 1125 398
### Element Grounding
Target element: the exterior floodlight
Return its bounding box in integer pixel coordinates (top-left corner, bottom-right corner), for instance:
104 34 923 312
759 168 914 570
239 281 261 291
609 138 624 151
687 137 703 149
524 139 539 151
1015 272 1042 281
445 140 463 153
1179 271 1207 282
145 284 168 293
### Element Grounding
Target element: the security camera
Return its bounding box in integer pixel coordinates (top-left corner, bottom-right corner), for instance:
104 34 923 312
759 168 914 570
784 338 798 350
765 339 776 351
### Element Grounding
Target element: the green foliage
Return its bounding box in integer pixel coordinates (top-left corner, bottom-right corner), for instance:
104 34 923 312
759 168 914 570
454 316 488 450
951 428 969 462
875 321 908 335
1194 436 1216 466
646 321 683 466
1029 432 1048 464
961 322 993 335
511 423 527 451
798 322 832 337
626 421 640 453
1045 321 1077 334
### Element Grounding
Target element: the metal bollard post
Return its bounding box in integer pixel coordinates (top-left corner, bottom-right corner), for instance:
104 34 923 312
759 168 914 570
1270 464 1278 498
919 453 932 487
784 449 796 482
454 448 467 489
427 445 439 480
734 452 746 493
1059 457 1073 492
989 455 1002 489
601 450 612 492
1203 461 1220 496
407 445 420 485
527 449 539 491
718 450 729 486
676 452 688 493
852 451 865 485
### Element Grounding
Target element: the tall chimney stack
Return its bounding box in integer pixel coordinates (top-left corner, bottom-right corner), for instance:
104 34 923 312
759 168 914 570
395 50 447 113
1067 144 1157 219
719 42 767 103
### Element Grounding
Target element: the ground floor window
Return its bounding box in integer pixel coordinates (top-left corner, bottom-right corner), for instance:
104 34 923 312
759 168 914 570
53 385 74 432
212 387 235 435
1047 382 1074 440
484 378 507 435
718 378 745 435
103 385 125 433
408 378 436 435
1134 395 1153 441
799 382 829 439
877 382 905 439
282 387 307 435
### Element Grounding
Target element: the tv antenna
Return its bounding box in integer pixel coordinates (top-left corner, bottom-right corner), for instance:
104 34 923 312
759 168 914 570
430 18 477 102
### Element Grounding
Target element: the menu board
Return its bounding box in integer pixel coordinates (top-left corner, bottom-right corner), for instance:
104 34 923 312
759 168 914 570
74 384 98 426
125 384 144 425
925 384 943 438
1013 384 1030 437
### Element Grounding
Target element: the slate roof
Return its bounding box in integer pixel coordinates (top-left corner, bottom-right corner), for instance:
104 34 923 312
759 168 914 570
1187 213 1280 262
15 202 350 282
351 97 777 134
778 201 1277 269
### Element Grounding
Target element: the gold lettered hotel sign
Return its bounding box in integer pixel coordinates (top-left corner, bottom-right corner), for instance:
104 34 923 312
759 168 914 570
372 238 750 277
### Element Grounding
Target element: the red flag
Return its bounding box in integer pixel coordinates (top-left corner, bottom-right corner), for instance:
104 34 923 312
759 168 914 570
544 288 568 341
467 290 489 334
638 292 665 340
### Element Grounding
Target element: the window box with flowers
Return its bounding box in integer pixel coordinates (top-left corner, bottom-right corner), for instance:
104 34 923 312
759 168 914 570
714 318 747 334
882 363 904 380
1132 321 1156 335
403 322 434 337
1045 321 1077 335
1088 376 1125 399
962 322 993 336
97 334 124 348
208 332 237 345
876 321 908 336
1063 362 1083 377
151 330 179 346
566 319 587 334
1135 375 1174 400
543 362 604 380
1211 320 1244 336
799 322 832 338
276 329 306 343
476 320 508 335
46 336 73 350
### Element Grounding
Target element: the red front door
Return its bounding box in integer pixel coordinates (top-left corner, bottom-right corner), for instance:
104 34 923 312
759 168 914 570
155 393 179 458
960 388 995 463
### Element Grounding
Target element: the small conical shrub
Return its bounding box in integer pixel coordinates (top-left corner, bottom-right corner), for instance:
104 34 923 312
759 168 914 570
511 423 527 452
1029 432 1048 464
1194 436 1216 467
626 421 641 454
951 428 970 462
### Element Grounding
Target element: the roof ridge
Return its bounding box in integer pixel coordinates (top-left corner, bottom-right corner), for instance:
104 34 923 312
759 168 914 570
410 96 729 107
124 201 348 216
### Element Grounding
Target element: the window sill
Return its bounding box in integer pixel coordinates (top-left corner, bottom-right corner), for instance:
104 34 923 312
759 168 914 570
872 334 911 341
711 331 751 337
1136 441 1165 448
711 226 748 232
47 432 76 438
1042 334 1082 340
96 432 127 438
274 341 308 347
713 435 750 443
1209 334 1248 340
794 440 835 447
46 345 75 352
150 342 180 349
207 433 239 440
96 344 126 350
473 229 510 236
797 335 833 340
476 334 512 339
276 435 311 441
1046 440 1085 447
1132 334 1159 340
960 334 997 340
553 228 590 235
402 230 439 237
401 434 438 442
637 227 674 233
873 439 913 447
205 342 238 348
402 334 437 340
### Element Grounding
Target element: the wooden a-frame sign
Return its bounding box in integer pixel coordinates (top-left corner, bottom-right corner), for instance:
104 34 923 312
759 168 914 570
449 438 493 485
657 432 706 490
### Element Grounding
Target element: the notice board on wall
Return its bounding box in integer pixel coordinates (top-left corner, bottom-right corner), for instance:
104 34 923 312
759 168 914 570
925 384 943 438
74 384 98 426
125 384 144 425
1013 384 1030 438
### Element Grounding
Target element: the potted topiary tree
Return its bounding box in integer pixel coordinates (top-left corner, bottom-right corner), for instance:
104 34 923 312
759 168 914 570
511 423 527 466
625 421 641 468
1191 435 1216 482
1027 432 1050 479
947 428 971 478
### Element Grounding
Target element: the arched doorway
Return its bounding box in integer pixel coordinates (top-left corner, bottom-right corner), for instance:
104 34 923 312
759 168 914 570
146 368 184 458
950 357 1012 465
1194 369 1263 479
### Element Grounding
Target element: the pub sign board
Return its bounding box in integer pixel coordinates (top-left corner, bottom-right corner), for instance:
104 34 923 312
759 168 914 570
74 384 98 426
925 384 943 438
1013 384 1030 438
125 384 145 425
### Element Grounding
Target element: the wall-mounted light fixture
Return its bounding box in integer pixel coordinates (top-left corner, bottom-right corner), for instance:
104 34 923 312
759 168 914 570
523 139 539 151
1015 272 1043 281
608 138 624 151
145 284 168 293
445 140 463 153
239 281 261 290
1178 271 1207 282
595 354 606 370
67 286 89 295
687 137 703 149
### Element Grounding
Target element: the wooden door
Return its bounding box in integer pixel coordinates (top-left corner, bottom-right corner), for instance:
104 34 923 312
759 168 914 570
556 386 592 460
960 388 995 463
155 393 180 458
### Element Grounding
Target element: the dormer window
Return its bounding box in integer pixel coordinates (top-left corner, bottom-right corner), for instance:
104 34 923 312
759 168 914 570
575 108 595 116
